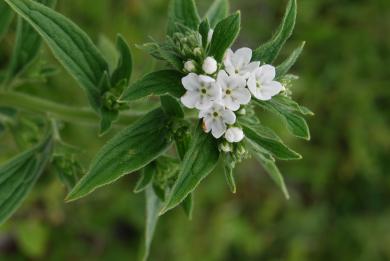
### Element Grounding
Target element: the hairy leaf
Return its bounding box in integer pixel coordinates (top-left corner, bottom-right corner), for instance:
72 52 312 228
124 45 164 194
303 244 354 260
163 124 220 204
167 0 200 36
134 163 156 194
121 70 185 102
242 122 302 160
276 41 305 79
66 109 172 201
110 34 133 88
252 0 297 63
160 123 219 214
0 1 14 42
160 95 184 118
208 11 241 62
205 0 229 28
198 19 210 47
8 0 57 79
0 135 53 224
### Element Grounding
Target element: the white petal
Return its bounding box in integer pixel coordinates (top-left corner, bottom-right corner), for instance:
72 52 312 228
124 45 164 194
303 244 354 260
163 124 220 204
232 47 252 67
256 65 276 83
247 74 258 96
211 119 226 138
195 96 213 110
199 75 215 83
202 117 213 132
181 73 199 91
225 127 245 143
222 96 240 111
232 88 251 105
217 70 229 86
202 57 218 75
243 61 260 75
230 75 247 89
222 109 236 124
261 81 284 98
180 91 199 108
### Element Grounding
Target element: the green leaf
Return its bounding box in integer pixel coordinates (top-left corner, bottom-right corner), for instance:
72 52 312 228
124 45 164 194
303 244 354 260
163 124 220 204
241 122 302 160
205 0 229 28
223 153 236 193
0 135 53 225
66 108 172 201
0 1 14 42
181 193 194 219
167 0 200 36
160 123 219 215
160 95 184 118
142 185 163 261
134 163 156 194
208 11 241 62
98 35 119 72
272 95 314 116
250 148 290 199
7 0 57 79
276 41 305 79
110 34 133 88
254 98 311 140
120 70 185 102
198 19 210 48
252 0 297 63
4 0 111 122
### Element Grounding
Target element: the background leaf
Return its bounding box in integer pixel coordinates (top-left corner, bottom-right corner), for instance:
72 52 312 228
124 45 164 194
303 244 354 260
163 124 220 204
167 0 200 36
0 135 53 225
66 109 173 201
0 1 14 42
252 0 297 63
208 11 241 62
276 41 305 79
205 0 229 28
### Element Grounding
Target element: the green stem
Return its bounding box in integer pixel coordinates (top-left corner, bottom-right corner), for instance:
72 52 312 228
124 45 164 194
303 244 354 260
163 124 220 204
0 90 141 126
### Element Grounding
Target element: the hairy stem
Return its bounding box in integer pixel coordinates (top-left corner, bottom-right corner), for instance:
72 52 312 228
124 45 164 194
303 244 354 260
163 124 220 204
0 90 141 126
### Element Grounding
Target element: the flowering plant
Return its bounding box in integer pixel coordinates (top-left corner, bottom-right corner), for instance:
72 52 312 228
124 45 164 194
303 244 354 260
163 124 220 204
0 0 311 259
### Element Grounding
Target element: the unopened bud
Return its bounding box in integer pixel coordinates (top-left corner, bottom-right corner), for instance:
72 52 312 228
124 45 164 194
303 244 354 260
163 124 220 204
193 47 202 57
184 60 196 73
225 127 245 143
207 29 214 43
220 141 233 153
202 56 218 75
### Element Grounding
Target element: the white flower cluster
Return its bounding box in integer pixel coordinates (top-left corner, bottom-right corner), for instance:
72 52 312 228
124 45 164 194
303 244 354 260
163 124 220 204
180 47 284 144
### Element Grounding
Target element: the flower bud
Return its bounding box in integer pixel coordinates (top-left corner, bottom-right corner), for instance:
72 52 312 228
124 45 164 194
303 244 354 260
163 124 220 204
193 47 202 57
184 60 196 73
225 127 245 143
202 56 218 75
219 141 233 153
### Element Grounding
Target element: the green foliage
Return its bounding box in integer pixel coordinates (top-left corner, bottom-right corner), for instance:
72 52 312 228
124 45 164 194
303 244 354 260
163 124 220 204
121 70 185 101
276 41 305 79
167 0 201 36
110 35 133 89
252 0 296 63
0 135 53 224
208 11 241 62
66 109 173 201
0 1 14 42
205 0 229 28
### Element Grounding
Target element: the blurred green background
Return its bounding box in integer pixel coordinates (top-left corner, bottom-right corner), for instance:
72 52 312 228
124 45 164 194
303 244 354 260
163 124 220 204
1 0 390 260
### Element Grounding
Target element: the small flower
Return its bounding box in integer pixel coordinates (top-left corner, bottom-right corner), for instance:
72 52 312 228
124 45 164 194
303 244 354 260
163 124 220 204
199 103 236 138
216 70 251 111
202 57 218 75
225 127 245 143
181 73 221 110
223 47 260 79
184 60 196 73
247 65 284 100
207 29 214 43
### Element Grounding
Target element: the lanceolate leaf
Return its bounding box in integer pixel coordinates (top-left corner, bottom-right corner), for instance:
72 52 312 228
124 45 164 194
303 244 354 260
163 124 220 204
208 11 241 62
160 95 184 118
0 135 53 224
276 41 305 79
4 0 110 117
134 163 156 194
66 109 173 201
120 70 185 102
167 0 200 36
252 0 297 63
0 1 14 42
110 34 133 88
160 123 219 214
8 0 57 78
241 123 302 160
205 0 229 28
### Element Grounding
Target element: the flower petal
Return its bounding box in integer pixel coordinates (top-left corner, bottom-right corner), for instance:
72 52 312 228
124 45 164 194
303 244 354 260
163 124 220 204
182 73 199 91
222 109 236 124
256 65 276 83
232 87 251 105
261 81 284 98
233 47 252 67
180 91 199 108
211 119 226 138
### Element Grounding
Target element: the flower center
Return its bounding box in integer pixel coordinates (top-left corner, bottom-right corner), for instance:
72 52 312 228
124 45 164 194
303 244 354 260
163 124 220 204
201 88 207 94
225 89 232 95
256 81 262 89
213 111 219 117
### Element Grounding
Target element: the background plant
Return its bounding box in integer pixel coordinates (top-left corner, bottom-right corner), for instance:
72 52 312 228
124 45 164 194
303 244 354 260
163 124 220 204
0 0 386 258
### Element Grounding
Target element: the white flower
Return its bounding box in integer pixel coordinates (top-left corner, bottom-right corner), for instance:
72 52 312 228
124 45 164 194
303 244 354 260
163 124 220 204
223 47 260 79
216 70 251 111
207 29 214 43
199 103 236 138
181 73 221 110
225 127 245 143
247 65 283 100
184 60 196 73
202 57 218 75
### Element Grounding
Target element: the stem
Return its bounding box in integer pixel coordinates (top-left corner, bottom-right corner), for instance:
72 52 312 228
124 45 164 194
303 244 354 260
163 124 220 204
0 90 141 126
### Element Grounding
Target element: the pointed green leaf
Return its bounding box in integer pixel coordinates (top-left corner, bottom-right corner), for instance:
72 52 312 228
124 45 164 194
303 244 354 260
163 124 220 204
0 1 14 42
110 34 133 88
271 95 314 116
134 163 156 194
160 95 184 118
7 0 57 79
143 185 163 261
208 11 241 62
205 0 229 28
0 135 53 224
198 19 210 47
181 193 194 219
252 0 297 63
167 0 200 36
120 70 185 102
241 122 302 160
66 109 173 201
4 0 111 122
160 123 219 215
276 41 305 79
